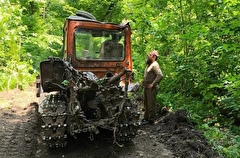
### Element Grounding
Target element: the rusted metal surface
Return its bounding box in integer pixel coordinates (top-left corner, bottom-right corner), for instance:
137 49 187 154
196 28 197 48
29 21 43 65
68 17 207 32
37 11 139 148
63 18 132 79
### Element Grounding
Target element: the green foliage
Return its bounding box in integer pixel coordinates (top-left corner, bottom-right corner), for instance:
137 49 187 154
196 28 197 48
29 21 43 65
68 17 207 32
0 1 36 90
65 0 125 23
0 0 126 91
0 61 35 90
217 75 240 126
200 124 240 158
0 0 239 156
122 0 240 156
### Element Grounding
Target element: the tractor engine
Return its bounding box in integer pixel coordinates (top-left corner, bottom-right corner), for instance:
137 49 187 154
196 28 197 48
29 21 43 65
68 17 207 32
37 57 140 147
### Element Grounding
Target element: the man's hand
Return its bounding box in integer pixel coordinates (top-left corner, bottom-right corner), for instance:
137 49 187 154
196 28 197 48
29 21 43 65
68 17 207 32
147 84 153 89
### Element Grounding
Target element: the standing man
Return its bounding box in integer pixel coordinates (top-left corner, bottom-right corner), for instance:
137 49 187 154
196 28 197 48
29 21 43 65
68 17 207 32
142 50 163 125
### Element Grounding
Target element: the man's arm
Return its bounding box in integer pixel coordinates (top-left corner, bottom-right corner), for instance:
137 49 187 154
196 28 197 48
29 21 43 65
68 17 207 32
152 63 163 87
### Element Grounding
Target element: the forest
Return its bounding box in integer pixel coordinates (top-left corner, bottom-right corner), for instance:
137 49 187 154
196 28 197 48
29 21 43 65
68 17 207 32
0 0 239 157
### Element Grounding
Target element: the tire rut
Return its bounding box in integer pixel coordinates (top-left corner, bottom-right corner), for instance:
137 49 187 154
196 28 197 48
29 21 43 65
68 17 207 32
0 103 38 158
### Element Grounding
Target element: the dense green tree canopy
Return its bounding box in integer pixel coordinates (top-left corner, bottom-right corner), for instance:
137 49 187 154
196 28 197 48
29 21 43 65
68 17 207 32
0 0 239 157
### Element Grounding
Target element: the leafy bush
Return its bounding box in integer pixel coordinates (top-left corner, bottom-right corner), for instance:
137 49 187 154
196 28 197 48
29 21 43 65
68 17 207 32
201 124 240 158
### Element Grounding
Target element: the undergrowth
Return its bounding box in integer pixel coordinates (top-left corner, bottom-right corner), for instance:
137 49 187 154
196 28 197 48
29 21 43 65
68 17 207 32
158 93 240 158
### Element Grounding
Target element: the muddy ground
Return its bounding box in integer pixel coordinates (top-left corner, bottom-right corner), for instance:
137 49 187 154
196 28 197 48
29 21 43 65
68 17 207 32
0 87 223 158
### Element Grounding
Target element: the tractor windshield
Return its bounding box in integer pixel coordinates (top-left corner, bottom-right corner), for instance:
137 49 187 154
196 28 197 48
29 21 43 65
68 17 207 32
75 28 125 61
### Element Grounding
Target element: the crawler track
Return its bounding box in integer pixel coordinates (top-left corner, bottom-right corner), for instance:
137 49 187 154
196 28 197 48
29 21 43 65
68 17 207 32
38 92 140 148
39 93 68 148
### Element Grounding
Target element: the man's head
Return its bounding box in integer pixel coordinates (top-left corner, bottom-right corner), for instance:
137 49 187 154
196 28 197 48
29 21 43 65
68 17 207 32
146 50 159 65
151 50 159 58
111 34 122 41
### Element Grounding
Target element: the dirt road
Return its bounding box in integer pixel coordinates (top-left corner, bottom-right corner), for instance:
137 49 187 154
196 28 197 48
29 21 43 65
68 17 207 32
0 87 221 158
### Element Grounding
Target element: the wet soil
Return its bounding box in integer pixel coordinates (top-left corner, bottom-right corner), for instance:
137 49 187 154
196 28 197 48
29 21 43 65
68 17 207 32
0 87 222 158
